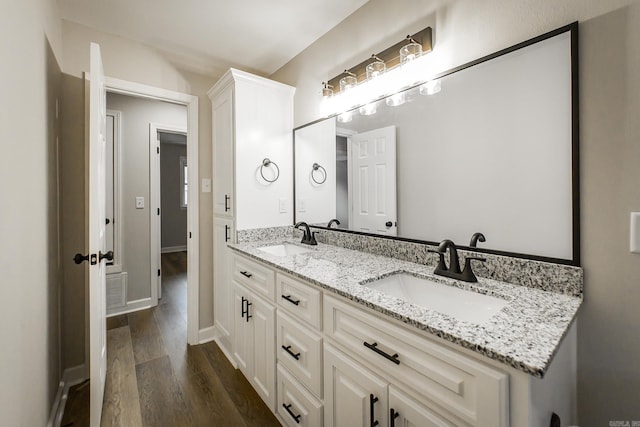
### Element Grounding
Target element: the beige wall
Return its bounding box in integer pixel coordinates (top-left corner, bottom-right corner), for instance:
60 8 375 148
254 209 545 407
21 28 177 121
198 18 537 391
106 93 187 302
59 20 218 369
0 0 63 424
160 140 188 249
272 0 640 423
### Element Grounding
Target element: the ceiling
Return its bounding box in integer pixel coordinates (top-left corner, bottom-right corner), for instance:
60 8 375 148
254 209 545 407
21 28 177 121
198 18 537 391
58 0 370 77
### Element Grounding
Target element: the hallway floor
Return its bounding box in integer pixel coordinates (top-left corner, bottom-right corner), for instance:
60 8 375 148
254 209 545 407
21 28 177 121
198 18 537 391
62 251 280 426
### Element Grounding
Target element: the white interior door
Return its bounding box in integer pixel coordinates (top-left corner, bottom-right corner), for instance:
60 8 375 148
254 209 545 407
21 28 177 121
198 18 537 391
349 125 397 235
87 42 108 426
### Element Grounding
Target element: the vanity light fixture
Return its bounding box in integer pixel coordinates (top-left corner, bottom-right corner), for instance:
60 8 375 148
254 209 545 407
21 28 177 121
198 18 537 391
400 36 423 63
337 111 353 123
420 79 441 95
366 55 386 80
359 101 377 116
322 82 333 98
339 70 358 92
320 26 433 117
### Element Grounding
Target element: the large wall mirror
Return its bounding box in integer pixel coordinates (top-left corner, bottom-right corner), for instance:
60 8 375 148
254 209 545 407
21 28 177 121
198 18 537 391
294 23 579 265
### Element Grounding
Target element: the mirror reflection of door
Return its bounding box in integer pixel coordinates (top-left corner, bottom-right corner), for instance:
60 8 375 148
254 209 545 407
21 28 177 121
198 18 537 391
348 125 397 235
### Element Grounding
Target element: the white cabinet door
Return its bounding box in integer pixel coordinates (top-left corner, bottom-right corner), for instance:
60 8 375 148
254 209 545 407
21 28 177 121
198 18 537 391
324 344 389 427
212 85 234 217
388 386 459 427
249 293 276 411
213 217 234 356
233 282 276 411
233 284 252 376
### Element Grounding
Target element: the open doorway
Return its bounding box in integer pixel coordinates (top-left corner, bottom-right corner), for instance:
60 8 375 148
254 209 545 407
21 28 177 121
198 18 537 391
156 130 188 318
100 77 199 346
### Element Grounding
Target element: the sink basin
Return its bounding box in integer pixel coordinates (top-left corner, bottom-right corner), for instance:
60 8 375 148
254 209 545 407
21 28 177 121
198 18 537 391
257 243 313 257
364 273 509 324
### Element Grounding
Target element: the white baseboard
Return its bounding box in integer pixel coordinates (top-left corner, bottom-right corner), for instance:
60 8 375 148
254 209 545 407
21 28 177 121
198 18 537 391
214 337 238 369
47 364 87 427
161 245 187 254
107 297 153 317
198 326 216 344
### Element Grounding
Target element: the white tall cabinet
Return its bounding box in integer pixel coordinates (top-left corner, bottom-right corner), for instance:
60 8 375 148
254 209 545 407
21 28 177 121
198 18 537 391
208 68 295 370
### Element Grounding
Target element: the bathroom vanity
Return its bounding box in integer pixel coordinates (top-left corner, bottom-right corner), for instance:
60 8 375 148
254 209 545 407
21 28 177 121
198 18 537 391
223 236 580 426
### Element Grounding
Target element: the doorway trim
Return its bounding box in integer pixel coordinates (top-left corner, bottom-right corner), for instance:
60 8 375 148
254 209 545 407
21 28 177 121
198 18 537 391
150 123 188 303
105 76 200 345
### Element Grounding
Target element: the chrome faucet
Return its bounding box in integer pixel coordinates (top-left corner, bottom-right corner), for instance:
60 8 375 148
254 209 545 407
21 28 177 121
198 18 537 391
294 222 318 245
429 239 486 282
327 219 341 228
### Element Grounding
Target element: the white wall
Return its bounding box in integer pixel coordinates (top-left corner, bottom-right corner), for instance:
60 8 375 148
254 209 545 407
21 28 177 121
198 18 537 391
272 0 640 423
0 0 63 424
107 93 187 302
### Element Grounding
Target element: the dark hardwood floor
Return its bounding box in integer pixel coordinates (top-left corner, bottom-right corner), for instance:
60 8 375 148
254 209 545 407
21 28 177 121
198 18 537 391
62 251 280 427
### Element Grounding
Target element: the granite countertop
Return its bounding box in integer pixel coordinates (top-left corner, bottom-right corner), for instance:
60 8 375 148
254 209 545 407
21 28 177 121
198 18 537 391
228 238 582 378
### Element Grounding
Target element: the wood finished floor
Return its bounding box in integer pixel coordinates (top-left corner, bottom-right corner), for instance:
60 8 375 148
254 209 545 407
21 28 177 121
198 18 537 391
62 251 280 427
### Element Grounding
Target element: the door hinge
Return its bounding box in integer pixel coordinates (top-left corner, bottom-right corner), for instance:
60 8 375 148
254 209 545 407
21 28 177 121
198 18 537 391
158 269 161 277
157 208 160 215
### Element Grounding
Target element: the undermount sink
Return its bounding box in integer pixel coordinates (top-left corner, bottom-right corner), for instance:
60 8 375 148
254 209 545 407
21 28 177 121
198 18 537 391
257 243 313 257
364 273 509 324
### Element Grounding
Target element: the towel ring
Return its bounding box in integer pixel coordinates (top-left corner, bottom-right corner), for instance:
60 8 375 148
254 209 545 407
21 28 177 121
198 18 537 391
311 163 327 184
260 158 280 183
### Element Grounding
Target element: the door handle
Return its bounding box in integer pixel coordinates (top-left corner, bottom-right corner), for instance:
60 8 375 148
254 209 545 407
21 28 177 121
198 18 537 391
385 221 393 227
99 250 114 262
224 194 230 212
105 218 111 225
74 253 97 265
370 394 379 427
225 225 230 242
390 408 400 427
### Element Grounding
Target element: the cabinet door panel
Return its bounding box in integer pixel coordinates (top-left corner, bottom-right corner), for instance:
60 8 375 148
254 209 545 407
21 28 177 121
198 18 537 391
250 294 276 411
233 285 251 375
213 217 234 356
324 344 388 427
213 86 234 217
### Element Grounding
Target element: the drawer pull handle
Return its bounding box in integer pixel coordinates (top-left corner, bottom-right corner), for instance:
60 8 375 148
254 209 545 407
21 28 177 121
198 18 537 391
245 301 252 322
282 345 301 360
370 394 379 427
364 341 400 365
283 403 301 424
390 408 400 427
240 296 247 318
240 271 253 278
281 294 300 306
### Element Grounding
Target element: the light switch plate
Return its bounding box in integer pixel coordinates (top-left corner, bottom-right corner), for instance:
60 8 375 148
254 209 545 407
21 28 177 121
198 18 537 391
201 178 211 193
631 212 640 254
135 197 144 209
298 199 306 212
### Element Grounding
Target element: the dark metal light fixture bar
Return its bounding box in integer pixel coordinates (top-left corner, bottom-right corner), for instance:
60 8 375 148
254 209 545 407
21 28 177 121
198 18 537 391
327 26 433 94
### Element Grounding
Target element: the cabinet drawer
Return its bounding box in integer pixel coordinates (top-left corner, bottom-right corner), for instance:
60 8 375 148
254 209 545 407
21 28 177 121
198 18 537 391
277 311 323 398
324 295 508 426
277 273 322 329
232 253 275 301
277 363 323 427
